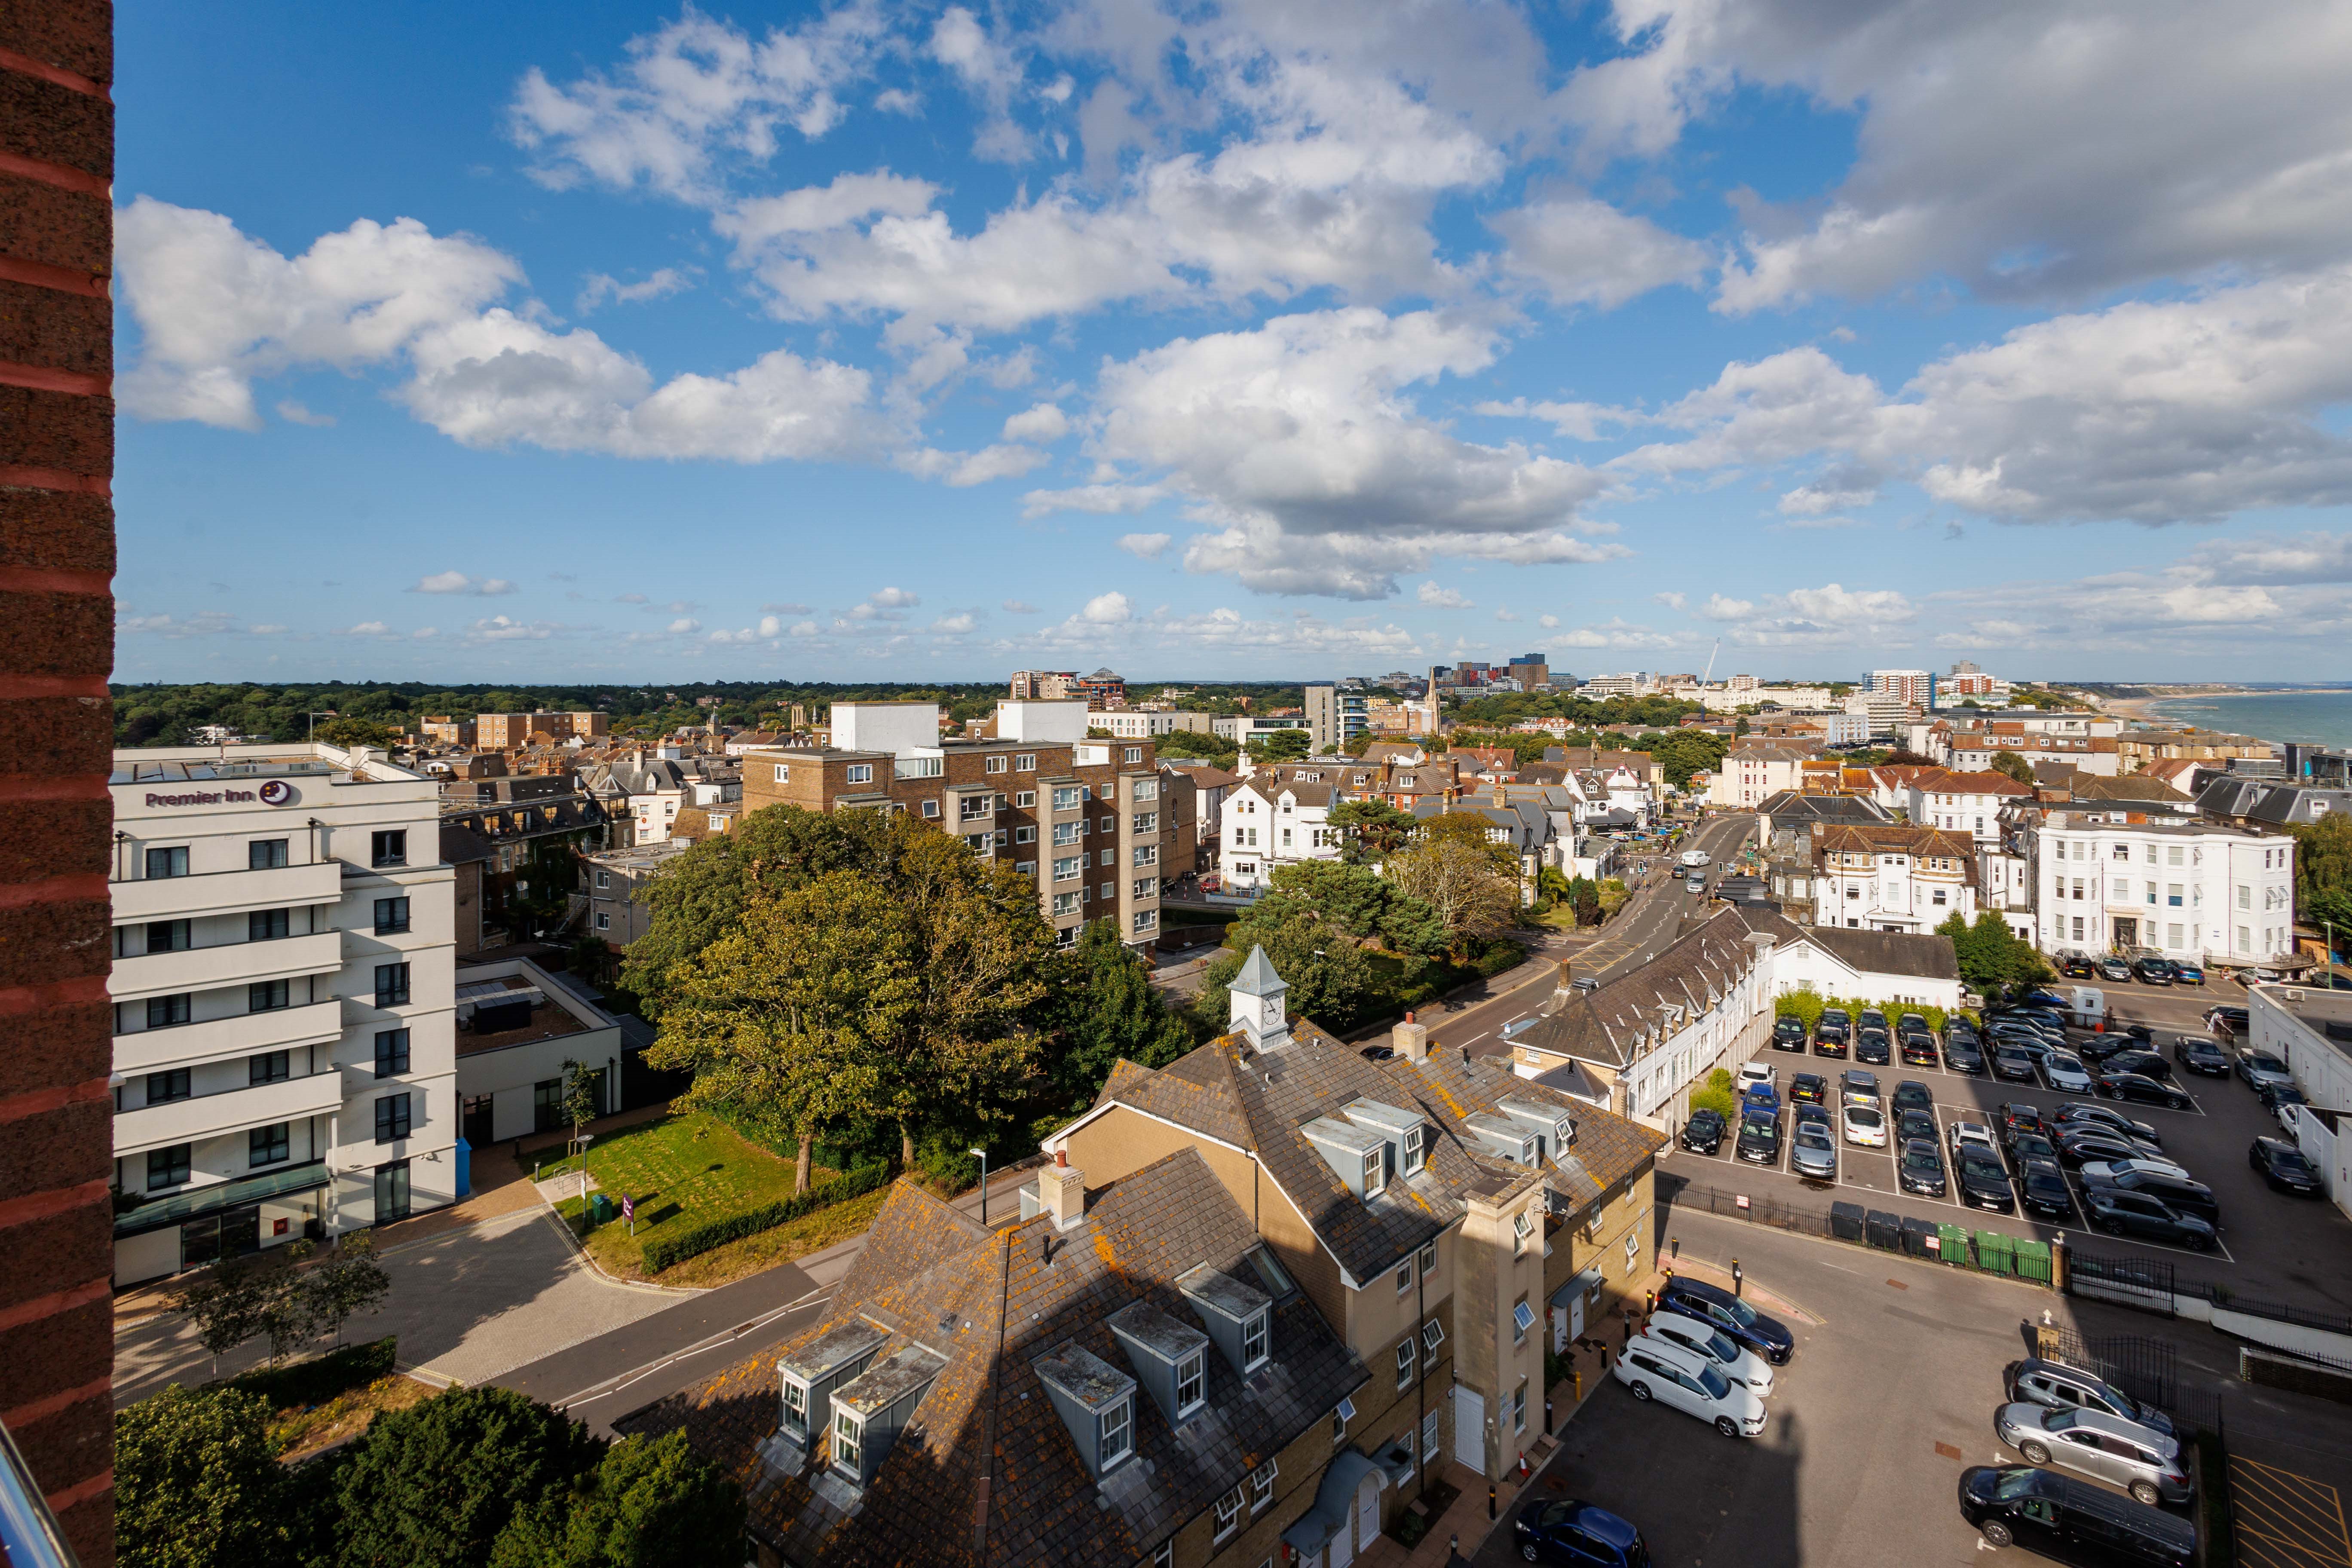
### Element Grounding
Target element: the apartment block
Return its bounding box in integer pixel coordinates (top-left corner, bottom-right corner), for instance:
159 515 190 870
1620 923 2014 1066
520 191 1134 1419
1811 824 1978 934
741 700 1164 949
2033 812 2295 967
1304 681 1370 753
108 745 458 1285
475 710 608 748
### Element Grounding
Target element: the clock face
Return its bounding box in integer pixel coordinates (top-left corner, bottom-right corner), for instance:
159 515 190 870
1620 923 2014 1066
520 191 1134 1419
1264 995 1284 1025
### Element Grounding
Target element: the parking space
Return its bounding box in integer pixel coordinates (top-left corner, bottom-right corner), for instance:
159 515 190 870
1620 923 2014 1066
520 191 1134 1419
2233 1456 2352 1568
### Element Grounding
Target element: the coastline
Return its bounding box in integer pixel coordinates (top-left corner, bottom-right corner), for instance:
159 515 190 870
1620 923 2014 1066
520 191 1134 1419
2094 688 2347 726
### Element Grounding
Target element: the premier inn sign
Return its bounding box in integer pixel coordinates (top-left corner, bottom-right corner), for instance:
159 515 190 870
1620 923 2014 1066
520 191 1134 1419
143 778 296 807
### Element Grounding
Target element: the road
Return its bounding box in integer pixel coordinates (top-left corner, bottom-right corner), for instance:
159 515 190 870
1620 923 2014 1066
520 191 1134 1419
1424 812 1756 1060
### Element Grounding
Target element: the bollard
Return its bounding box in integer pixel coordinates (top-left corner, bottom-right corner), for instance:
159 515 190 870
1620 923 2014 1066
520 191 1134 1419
1488 1483 1497 1520
1732 1259 1744 1298
1572 1369 1583 1402
1670 1236 1680 1260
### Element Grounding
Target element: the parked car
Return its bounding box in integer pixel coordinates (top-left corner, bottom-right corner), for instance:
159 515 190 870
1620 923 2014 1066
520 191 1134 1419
1614 1338 1766 1438
2172 959 2205 986
2132 956 2176 986
1997 1103 2049 1143
1949 1119 2000 1158
1791 1117 1838 1181
1789 1072 1828 1106
2017 1164 2076 1221
2004 1357 2175 1439
2250 1136 2325 1196
1735 1109 1781 1164
1811 1023 1849 1059
1679 1108 1726 1154
1771 1016 1809 1052
1841 1069 1880 1100
1956 1149 2018 1213
1657 1276 1795 1365
1817 1008 1852 1041
2102 1049 2174 1083
1900 1032 1941 1068
1956 1466 2194 1565
2120 1023 2158 1042
2173 1035 2231 1076
1643 1310 1776 1395
2055 1131 2180 1175
2095 1072 2194 1110
1892 1080 1933 1117
2059 955 2098 978
1740 1082 1782 1120
1945 1038 1987 1076
2037 1052 2095 1094
1514 1500 1652 1568
2074 1033 2141 1067
1859 1008 1889 1035
2052 1103 2160 1145
2005 1133 2061 1177
1994 1404 2192 1507
2205 1005 2249 1036
1897 1108 1939 1146
1736 1061 1777 1096
1898 1138 1948 1197
2260 1081 2309 1122
1842 1101 1888 1148
2078 1165 2220 1225
1896 1011 1929 1035
1854 1030 1892 1066
2082 1188 2215 1249
1993 1045 2040 1082
2098 956 2136 983
2235 1050 2294 1092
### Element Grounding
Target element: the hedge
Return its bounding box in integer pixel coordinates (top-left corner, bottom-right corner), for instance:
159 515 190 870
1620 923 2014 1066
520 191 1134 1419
220 1336 397 1410
1772 988 1975 1035
640 1161 894 1274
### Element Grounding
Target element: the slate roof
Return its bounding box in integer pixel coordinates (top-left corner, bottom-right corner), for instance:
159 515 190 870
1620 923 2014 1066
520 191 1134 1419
1754 790 1892 827
1812 824 1978 882
617 1157 1366 1568
1716 904 1963 982
1093 1013 1663 1284
1507 908 1774 1071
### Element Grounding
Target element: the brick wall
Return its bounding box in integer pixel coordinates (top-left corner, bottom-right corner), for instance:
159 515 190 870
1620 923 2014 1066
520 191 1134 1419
0 2 118 1559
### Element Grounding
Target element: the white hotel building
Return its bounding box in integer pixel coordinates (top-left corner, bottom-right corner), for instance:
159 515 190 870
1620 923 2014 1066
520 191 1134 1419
2032 811 2297 966
108 744 455 1285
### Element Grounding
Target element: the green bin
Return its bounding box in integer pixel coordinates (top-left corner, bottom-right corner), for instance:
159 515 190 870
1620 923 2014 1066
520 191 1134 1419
589 1192 618 1225
2013 1239 2052 1283
1975 1230 2016 1276
1936 1223 1971 1265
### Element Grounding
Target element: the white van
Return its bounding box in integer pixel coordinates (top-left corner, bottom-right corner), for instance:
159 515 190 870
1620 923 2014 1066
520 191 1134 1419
1639 1311 1776 1397
1614 1335 1767 1437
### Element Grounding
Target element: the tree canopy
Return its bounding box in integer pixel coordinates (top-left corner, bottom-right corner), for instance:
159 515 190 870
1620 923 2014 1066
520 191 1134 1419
116 1384 290 1568
1935 910 2053 995
1989 749 2035 784
334 1385 605 1568
1044 918 1196 1107
1383 814 1523 946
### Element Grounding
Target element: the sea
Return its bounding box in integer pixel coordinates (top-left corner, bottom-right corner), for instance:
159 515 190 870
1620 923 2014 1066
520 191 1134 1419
2141 689 2352 750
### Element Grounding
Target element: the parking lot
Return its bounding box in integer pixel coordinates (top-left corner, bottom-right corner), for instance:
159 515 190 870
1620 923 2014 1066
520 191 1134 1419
1668 998 2352 1309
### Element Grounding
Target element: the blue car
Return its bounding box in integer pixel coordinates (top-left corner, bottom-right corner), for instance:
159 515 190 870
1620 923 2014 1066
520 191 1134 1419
1658 1275 1794 1366
1514 1500 1651 1567
1739 1081 1782 1118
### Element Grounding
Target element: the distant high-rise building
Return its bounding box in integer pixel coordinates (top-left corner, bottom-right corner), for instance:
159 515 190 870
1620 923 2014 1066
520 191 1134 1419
1506 653 1550 690
1950 660 1982 676
1009 670 1079 700
1868 669 1932 709
1304 682 1370 752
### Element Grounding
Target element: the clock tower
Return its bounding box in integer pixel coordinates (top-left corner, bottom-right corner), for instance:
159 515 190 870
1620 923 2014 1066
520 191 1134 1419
1227 945 1290 1048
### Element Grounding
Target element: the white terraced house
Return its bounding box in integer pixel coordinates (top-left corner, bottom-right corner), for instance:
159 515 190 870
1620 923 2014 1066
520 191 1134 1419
2032 812 2296 968
107 744 456 1285
1219 775 1341 894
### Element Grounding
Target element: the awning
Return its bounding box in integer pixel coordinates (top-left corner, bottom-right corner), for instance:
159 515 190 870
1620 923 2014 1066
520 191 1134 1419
114 1160 331 1238
1551 1267 1605 1309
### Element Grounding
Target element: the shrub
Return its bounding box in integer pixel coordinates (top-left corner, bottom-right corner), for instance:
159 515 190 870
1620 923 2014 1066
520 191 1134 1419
334 1384 601 1568
638 1161 892 1274
1706 1067 1735 1093
1472 941 1528 978
116 1383 289 1568
1690 1087 1737 1121
224 1336 396 1412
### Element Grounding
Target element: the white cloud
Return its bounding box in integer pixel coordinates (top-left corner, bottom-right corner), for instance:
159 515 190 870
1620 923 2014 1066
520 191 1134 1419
1473 398 1626 442
1538 613 1561 629
789 620 821 637
1490 194 1707 309
1653 591 1687 610
1118 532 1173 559
1691 582 1916 648
1021 483 1163 518
575 267 693 313
336 621 389 636
1079 591 1132 624
275 399 334 426
465 615 562 641
667 617 702 634
898 443 1048 486
928 611 978 634
1002 599 1038 613
756 615 783 637
1417 581 1474 609
1548 618 1681 650
1001 403 1070 443
1493 608 1520 622
410 571 516 596
869 586 920 608
762 600 813 613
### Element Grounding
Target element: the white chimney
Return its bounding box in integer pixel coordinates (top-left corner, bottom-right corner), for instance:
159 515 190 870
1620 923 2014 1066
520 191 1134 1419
1039 1149 1086 1231
1392 1013 1429 1063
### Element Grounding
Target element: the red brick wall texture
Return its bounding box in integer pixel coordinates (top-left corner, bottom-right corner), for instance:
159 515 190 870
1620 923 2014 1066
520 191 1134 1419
0 0 119 1561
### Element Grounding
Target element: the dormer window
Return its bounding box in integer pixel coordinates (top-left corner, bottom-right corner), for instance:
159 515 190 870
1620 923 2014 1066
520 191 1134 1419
1401 1124 1426 1174
1174 1350 1205 1415
1362 1148 1385 1195
834 1410 862 1473
1241 1310 1269 1370
1099 1396 1133 1470
781 1378 808 1439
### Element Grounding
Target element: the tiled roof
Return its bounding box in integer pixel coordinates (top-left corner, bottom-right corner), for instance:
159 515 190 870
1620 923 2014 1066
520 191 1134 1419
1880 766 2033 797
1719 905 1962 982
1812 824 1978 874
833 1179 989 1307
616 1153 1366 1568
1508 909 1773 1071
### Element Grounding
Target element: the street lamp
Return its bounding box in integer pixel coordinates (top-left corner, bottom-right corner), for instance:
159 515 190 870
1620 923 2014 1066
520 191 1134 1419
969 1148 990 1225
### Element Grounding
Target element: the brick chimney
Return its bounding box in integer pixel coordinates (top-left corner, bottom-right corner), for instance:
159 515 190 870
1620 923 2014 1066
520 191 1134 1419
1039 1149 1086 1230
1392 1012 1429 1063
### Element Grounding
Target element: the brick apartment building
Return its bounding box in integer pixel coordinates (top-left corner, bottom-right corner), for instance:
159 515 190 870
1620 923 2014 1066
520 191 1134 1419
741 701 1171 951
474 710 609 749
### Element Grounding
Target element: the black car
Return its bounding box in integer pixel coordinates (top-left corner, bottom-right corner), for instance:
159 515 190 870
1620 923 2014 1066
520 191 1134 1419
2250 1136 2324 1195
2052 1103 2160 1145
1658 1275 1794 1365
2102 1049 2174 1083
2082 1189 2217 1250
2079 1166 2220 1225
2095 1072 2193 1110
1859 1008 1889 1035
2059 955 2098 978
1811 1028 1849 1059
2005 1133 2061 1178
2133 956 2176 985
1735 1109 1780 1164
1993 1045 2040 1082
2018 1163 2076 1220
1897 1108 1939 1146
1898 1138 1948 1197
2073 1032 2141 1067
1997 1102 2048 1143
1771 1016 1809 1052
1956 1149 2017 1212
1892 1080 1933 1117
1513 1499 1651 1568
2120 1023 2158 1042
1945 1038 1987 1076
1900 1032 1940 1068
1789 1072 1828 1106
2261 1081 2310 1118
1680 1108 1726 1154
1897 1012 1929 1035
2055 1130 2165 1170
2098 957 2135 983
1957 1466 2194 1565
1854 1029 1892 1066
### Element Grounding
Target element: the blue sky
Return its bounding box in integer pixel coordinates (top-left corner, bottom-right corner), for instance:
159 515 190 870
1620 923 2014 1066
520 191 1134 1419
113 0 2352 684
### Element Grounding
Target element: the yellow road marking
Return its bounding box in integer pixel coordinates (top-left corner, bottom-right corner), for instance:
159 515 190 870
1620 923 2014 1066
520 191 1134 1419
2233 1455 2352 1568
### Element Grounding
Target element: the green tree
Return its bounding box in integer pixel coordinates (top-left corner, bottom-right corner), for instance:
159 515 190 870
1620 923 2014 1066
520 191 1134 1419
1327 798 1418 860
336 1385 603 1568
1382 814 1522 946
116 1384 289 1568
314 716 401 749
1047 919 1195 1106
172 1245 315 1372
305 1232 392 1349
560 1060 603 1156
1935 910 2052 997
1989 749 2035 784
1250 728 1312 762
2292 812 2352 944
488 1431 746 1568
1196 916 1376 1033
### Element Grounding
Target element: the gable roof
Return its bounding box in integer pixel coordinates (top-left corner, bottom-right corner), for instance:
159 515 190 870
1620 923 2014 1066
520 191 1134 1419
1508 908 1774 1071
1812 824 1978 868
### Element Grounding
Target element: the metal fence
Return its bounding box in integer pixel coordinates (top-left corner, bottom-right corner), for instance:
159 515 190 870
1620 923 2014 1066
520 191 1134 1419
2067 1248 2352 1339
2036 1323 2228 1434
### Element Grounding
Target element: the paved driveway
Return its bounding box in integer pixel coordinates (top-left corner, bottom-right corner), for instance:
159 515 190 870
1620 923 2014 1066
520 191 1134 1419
115 1205 681 1404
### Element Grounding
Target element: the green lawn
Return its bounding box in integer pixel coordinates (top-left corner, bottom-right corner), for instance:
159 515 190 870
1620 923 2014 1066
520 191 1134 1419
533 1112 833 1280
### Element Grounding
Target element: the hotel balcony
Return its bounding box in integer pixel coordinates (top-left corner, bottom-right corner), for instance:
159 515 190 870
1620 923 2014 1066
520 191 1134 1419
110 929 344 1003
110 859 344 923
113 1069 346 1157
114 998 346 1075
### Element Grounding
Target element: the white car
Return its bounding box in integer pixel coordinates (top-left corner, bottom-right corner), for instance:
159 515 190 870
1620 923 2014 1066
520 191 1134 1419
1614 1336 1767 1438
1842 1102 1888 1147
1736 1061 1778 1096
2078 1157 2192 1184
1641 1310 1776 1397
2038 1052 2095 1094
1948 1120 1999 1159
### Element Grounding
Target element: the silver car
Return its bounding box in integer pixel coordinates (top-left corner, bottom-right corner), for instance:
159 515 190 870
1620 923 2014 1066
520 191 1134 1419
2006 1358 2174 1439
1994 1403 2192 1506
1790 1118 1837 1180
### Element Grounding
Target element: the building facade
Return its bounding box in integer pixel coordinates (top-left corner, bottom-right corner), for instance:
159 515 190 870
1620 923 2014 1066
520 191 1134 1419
1810 824 1978 933
2032 812 2296 966
108 745 458 1285
1304 681 1371 754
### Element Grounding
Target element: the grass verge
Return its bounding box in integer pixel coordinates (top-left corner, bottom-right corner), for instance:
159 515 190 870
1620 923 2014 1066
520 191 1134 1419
534 1111 826 1280
648 1185 895 1289
269 1375 436 1461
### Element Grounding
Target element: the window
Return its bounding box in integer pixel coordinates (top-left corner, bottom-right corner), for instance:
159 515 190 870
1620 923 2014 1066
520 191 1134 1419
1053 787 1080 811
375 1092 413 1143
1241 1310 1270 1369
772 763 790 784
845 763 874 784
374 896 410 934
1331 1397 1354 1443
1054 856 1080 882
1016 753 1037 772
1053 892 1080 916
375 962 410 1007
1132 910 1157 934
1513 1381 1528 1433
1513 1300 1535 1343
1175 1350 1206 1414
781 1378 808 1438
250 1050 289 1085
1250 1459 1278 1510
249 838 289 869
1015 790 1036 808
370 830 407 868
1422 1410 1441 1461
147 1144 191 1189
250 1123 290 1168
1014 825 1037 844
921 799 940 818
1513 1210 1534 1253
2166 883 2184 906
145 845 188 879
1017 861 1037 875
595 913 611 931
1099 1397 1133 1470
1053 821 1082 847
1625 1231 1642 1270
1100 882 1115 900
1396 1258 1414 1294
375 1029 410 1078
1134 779 1158 802
1422 1318 1446 1357
241 906 291 943
2168 845 2184 867
146 993 191 1029
143 918 193 954
1213 1489 1242 1543
1152 1544 1173 1568
248 980 290 1012
1131 878 1155 901
1124 747 1143 764
1132 812 1159 834
986 755 1008 774
1396 1338 1417 1390
146 1068 191 1104
1362 1149 1385 1197
2071 916 2085 940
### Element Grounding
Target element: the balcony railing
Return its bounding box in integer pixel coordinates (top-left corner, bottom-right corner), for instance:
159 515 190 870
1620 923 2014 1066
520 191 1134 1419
113 998 345 1075
113 1070 346 1158
108 930 343 1003
110 858 343 921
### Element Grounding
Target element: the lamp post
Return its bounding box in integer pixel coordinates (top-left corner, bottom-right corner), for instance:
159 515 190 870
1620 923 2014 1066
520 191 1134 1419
969 1148 990 1225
